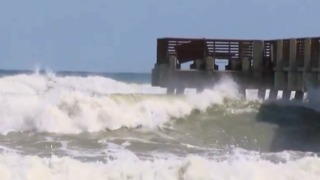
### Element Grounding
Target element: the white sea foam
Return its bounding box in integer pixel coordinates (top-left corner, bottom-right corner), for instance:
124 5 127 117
0 73 241 134
0 151 319 180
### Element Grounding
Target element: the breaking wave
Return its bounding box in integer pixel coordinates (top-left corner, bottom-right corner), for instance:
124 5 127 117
0 72 241 134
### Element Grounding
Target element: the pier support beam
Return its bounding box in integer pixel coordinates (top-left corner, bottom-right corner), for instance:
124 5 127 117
294 91 304 101
303 38 317 90
252 41 265 100
268 89 278 100
253 40 264 78
240 57 251 98
195 59 203 70
274 40 286 90
230 59 241 71
205 56 214 70
282 90 291 100
288 39 298 91
241 57 250 73
166 55 177 94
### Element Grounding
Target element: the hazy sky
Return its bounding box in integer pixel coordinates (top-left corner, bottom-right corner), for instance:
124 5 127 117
0 0 319 72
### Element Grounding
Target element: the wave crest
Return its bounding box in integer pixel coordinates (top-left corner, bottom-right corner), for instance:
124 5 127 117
0 73 241 134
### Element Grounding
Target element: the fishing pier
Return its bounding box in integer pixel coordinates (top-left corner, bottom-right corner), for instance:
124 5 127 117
151 37 320 100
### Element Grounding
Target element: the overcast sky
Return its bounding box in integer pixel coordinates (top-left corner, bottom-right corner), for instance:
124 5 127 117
0 0 319 72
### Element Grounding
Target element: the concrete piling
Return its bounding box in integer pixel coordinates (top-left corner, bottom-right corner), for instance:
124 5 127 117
241 57 250 72
294 90 304 101
274 40 287 90
205 56 214 70
282 90 291 100
288 39 298 91
253 40 264 77
268 89 278 100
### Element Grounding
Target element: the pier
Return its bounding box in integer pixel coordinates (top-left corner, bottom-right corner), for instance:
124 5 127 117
151 37 320 100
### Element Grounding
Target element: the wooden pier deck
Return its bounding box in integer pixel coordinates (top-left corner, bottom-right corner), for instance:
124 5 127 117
151 37 320 100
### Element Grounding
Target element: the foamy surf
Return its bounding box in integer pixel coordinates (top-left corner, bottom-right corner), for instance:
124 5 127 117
0 72 241 134
0 151 319 180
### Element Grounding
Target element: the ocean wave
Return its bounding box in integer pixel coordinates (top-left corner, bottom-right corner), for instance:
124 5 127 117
0 73 241 134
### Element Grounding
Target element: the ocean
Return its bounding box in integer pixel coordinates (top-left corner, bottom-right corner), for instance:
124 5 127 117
0 70 320 180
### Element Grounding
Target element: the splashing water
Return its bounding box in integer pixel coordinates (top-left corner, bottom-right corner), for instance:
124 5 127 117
0 71 319 179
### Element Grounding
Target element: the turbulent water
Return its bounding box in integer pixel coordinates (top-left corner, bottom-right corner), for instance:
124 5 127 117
0 70 320 179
